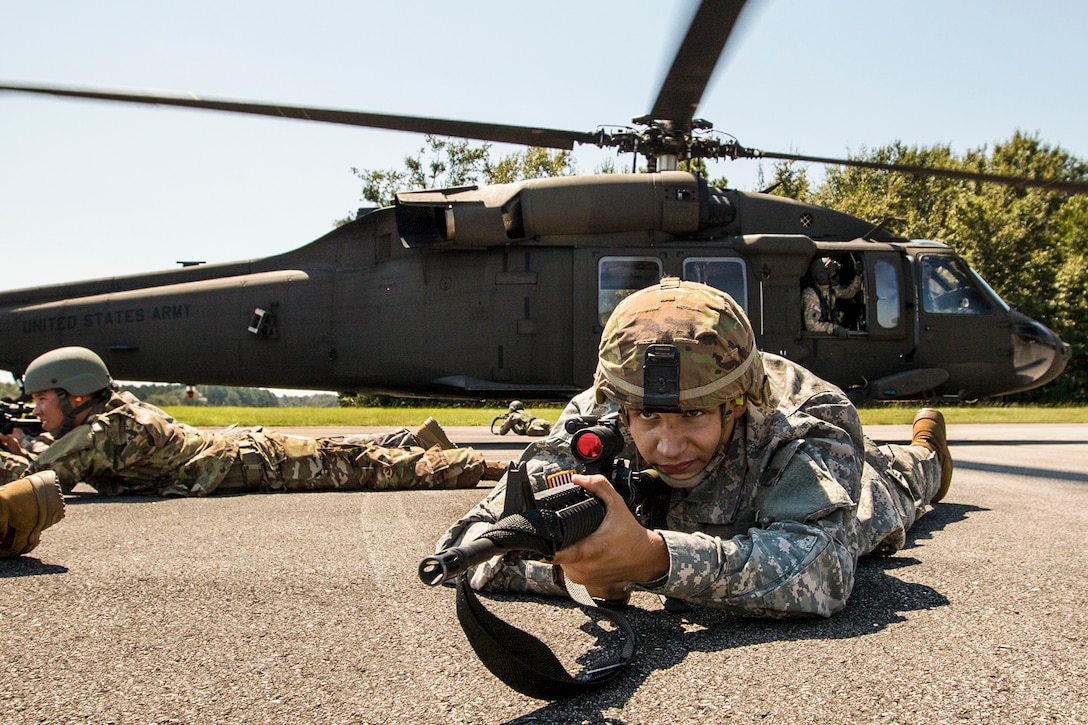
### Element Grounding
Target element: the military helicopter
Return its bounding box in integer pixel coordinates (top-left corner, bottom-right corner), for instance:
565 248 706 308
0 0 1076 403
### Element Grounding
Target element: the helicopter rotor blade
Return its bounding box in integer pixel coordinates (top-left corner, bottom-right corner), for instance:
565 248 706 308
640 0 749 128
751 148 1088 195
5 77 1084 195
0 82 598 151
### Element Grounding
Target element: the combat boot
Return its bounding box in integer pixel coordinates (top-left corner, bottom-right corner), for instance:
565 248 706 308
0 471 66 557
414 417 457 450
912 408 953 503
482 461 510 481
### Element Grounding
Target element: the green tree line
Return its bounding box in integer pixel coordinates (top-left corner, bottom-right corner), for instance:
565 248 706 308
122 385 338 408
0 380 337 408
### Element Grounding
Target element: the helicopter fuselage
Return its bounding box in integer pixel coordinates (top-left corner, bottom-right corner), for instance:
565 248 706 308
0 172 1069 402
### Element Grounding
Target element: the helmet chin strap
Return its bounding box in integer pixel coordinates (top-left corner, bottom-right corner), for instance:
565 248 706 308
54 389 109 438
658 469 708 489
698 406 737 479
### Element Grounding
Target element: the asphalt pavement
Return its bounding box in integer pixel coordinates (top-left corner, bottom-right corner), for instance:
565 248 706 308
2 424 1086 724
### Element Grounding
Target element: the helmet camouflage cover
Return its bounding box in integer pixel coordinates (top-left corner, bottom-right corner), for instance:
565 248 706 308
594 278 766 410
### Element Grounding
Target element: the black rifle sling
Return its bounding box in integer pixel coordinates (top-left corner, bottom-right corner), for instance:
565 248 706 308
455 574 637 700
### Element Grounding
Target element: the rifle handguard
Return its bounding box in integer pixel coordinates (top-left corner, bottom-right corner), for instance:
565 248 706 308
418 483 604 587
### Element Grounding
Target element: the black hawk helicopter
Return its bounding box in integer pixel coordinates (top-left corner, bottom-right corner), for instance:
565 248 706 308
0 0 1075 402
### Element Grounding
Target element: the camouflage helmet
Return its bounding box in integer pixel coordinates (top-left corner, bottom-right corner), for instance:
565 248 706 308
23 346 113 396
508 400 525 412
594 278 766 411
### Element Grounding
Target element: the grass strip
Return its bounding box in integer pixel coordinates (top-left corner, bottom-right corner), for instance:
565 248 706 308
163 405 1088 428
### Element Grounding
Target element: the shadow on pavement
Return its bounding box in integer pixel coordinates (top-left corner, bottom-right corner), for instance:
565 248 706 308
954 459 1088 483
499 502 984 723
0 556 68 578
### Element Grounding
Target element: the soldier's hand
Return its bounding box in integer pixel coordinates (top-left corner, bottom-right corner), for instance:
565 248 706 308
0 432 25 456
552 474 669 591
833 325 850 339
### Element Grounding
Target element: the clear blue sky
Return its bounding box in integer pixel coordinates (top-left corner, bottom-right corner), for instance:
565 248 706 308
3 0 1085 286
1 0 1085 393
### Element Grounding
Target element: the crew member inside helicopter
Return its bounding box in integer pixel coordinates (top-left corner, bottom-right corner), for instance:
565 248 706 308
802 256 866 336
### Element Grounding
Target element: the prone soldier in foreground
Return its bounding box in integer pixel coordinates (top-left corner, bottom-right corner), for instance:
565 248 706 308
435 278 952 617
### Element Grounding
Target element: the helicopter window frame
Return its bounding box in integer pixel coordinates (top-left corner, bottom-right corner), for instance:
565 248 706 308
682 257 748 314
597 256 664 327
918 254 995 316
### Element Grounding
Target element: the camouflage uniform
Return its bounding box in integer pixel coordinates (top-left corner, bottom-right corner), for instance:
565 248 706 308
802 275 863 334
437 355 942 618
498 409 552 437
16 391 486 496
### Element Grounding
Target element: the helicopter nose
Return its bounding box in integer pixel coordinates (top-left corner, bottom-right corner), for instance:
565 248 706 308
1010 313 1071 391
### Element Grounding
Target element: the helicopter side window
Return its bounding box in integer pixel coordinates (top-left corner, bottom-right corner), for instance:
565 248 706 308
682 257 748 313
873 259 900 329
920 255 992 315
597 257 663 327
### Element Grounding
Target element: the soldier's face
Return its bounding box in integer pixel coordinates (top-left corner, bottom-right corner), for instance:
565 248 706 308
627 406 725 483
30 389 65 432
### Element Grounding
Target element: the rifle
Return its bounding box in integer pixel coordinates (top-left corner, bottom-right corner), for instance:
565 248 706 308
418 413 664 699
419 413 664 587
0 399 44 437
489 411 516 435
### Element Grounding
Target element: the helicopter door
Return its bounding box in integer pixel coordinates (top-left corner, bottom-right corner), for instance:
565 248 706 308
791 251 912 393
915 253 1007 383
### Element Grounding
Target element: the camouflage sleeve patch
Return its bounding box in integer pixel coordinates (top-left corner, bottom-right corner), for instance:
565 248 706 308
801 287 835 333
754 445 855 524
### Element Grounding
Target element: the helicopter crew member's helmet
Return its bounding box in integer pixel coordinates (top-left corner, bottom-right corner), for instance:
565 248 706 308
23 346 113 397
594 277 767 412
809 257 842 287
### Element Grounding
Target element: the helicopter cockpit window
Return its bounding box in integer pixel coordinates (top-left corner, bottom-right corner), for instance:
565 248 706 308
920 255 993 315
682 257 748 313
598 257 663 327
